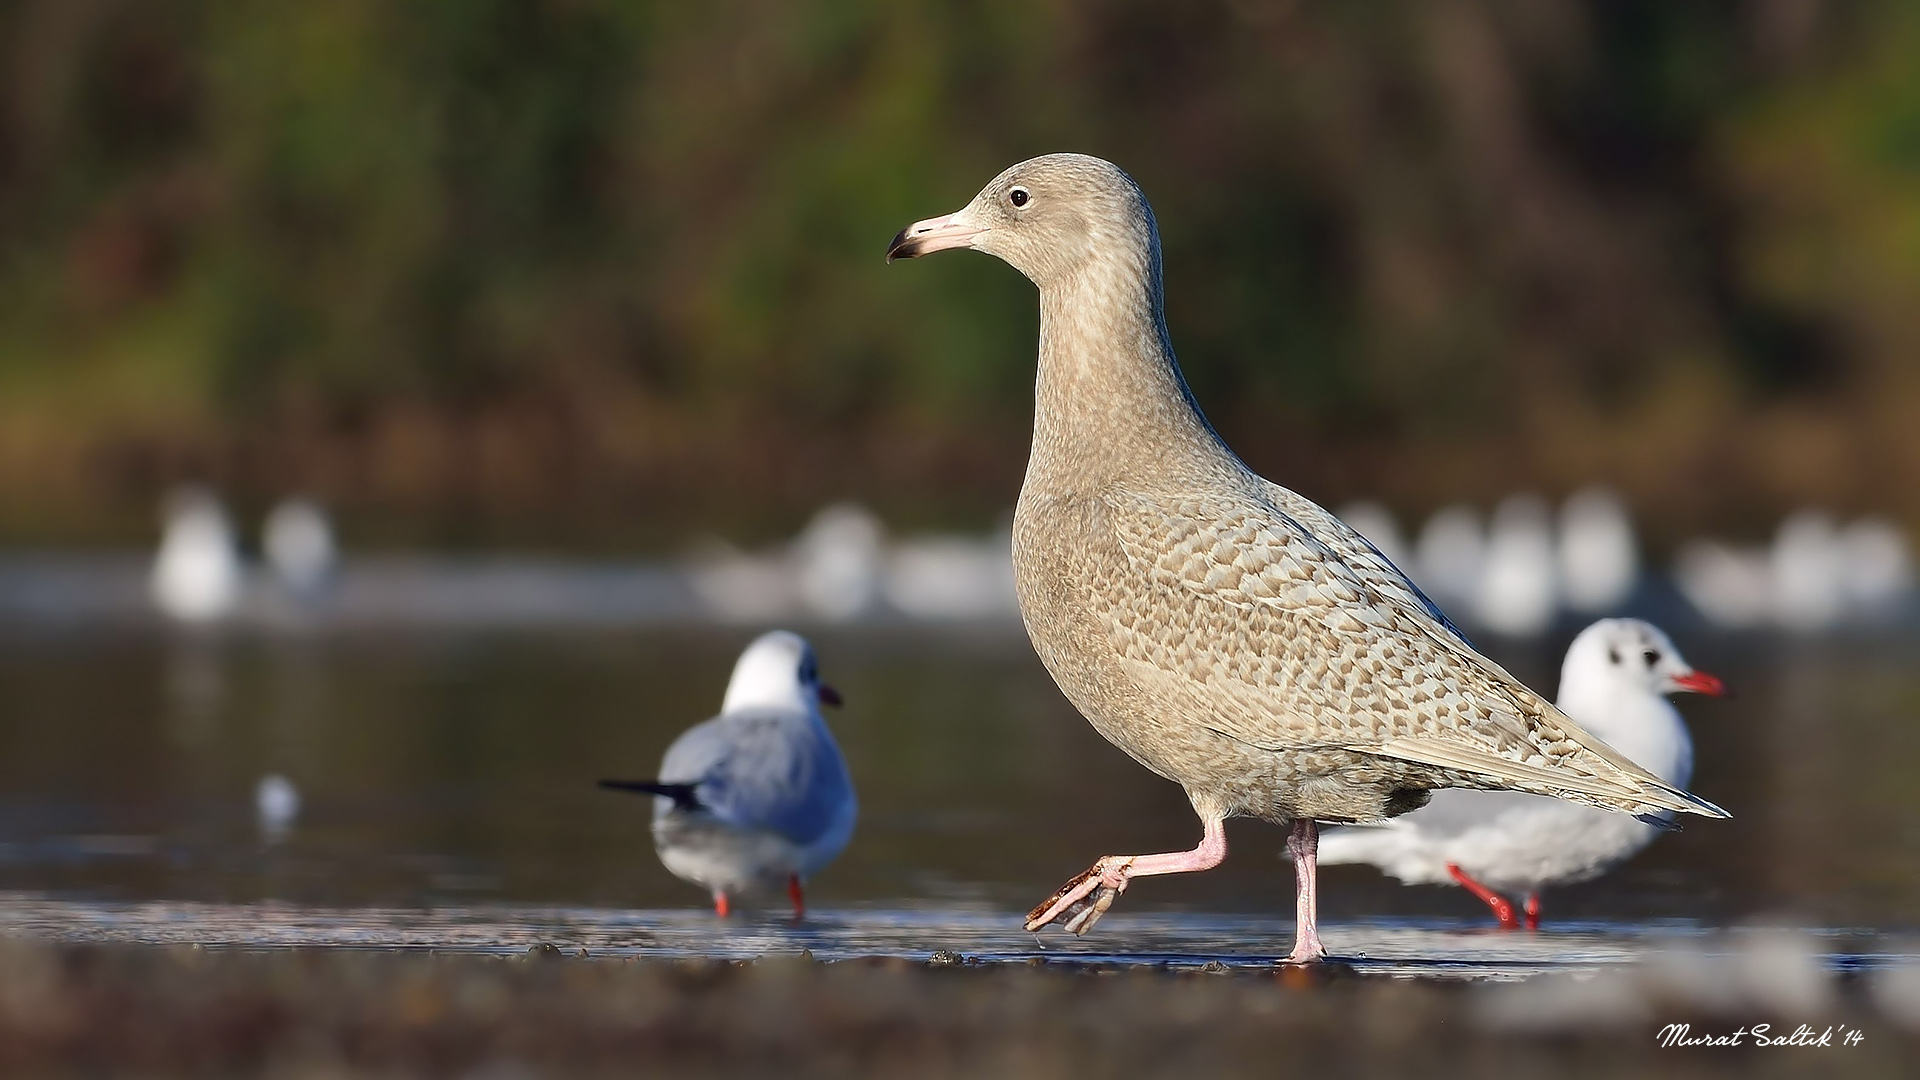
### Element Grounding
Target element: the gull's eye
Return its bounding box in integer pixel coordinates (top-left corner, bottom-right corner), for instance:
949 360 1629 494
1643 649 1660 667
1009 186 1030 208
1608 648 1621 665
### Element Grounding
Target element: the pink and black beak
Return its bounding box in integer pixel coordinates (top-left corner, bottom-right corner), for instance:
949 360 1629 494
1670 669 1729 697
817 683 843 708
887 213 982 262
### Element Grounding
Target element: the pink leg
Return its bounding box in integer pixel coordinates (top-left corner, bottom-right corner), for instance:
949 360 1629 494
1025 817 1227 935
1523 893 1541 931
1446 863 1518 929
788 875 806 919
713 891 731 918
1284 819 1325 964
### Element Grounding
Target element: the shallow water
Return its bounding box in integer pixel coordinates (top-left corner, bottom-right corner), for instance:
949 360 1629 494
5 894 1911 984
0 622 1915 961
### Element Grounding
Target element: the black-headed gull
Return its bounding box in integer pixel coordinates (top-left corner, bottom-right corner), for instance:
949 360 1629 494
600 630 855 917
1317 618 1726 928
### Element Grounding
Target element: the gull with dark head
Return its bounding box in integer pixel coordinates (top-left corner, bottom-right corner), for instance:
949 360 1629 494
1317 618 1726 928
601 630 855 917
890 154 1727 963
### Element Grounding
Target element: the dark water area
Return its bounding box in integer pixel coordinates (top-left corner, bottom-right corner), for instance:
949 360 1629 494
0 623 1915 940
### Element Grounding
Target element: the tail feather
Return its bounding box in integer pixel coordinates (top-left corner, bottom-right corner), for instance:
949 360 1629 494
598 779 702 810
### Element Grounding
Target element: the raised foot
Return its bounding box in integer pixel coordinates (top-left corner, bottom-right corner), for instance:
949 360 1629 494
1024 857 1130 935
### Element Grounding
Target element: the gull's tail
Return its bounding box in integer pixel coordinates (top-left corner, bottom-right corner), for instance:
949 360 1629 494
598 779 702 811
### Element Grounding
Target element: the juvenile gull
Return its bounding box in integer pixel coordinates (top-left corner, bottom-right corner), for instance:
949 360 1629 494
889 153 1728 962
1316 619 1726 927
600 631 855 917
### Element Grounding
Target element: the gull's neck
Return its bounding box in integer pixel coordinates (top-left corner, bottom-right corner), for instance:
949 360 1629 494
1555 674 1694 788
1028 247 1231 494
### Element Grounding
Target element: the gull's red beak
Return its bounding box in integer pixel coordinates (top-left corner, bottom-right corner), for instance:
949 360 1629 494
817 683 843 707
887 213 982 262
1670 670 1728 697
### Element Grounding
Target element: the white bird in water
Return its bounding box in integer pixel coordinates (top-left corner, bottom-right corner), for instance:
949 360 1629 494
600 631 855 917
1558 487 1639 613
1413 504 1487 612
889 153 1726 964
1316 619 1726 928
1838 517 1914 622
1771 509 1844 632
151 486 243 624
1336 501 1411 572
264 497 337 604
795 503 886 621
1477 493 1558 637
256 774 301 839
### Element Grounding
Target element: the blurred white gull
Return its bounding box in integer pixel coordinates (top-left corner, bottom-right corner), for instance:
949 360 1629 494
256 774 301 839
1413 503 1487 611
1336 500 1411 571
1317 618 1726 928
263 497 337 604
1476 494 1558 636
1673 539 1771 628
1838 517 1914 621
688 503 886 622
793 503 885 620
599 630 855 917
883 524 1019 619
150 486 243 623
1558 487 1639 612
1770 509 1844 632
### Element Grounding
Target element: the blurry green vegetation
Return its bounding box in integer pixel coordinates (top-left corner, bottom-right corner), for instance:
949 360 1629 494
0 0 1915 549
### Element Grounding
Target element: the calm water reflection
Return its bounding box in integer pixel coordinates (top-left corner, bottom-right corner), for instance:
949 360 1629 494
0 624 1915 933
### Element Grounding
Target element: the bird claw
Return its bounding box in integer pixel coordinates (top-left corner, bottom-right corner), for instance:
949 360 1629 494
1025 860 1127 935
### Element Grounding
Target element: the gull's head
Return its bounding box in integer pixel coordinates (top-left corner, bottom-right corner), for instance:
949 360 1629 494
1563 618 1727 700
887 153 1156 289
721 630 843 714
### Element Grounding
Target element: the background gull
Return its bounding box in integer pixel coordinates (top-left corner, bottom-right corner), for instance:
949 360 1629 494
889 153 1728 963
600 630 856 918
1558 487 1639 613
1476 494 1558 637
1317 618 1726 928
151 486 244 625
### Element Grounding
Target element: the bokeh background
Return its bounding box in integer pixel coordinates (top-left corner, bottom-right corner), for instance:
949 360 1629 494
2 0 1916 551
0 0 1916 939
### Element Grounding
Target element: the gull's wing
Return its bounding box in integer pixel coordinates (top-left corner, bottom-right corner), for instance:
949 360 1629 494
1094 486 1726 819
658 707 854 844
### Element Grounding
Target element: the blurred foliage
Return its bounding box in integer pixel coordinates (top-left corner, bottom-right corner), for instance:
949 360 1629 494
0 0 1915 548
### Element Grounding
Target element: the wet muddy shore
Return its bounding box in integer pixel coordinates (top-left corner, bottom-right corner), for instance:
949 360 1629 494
3 939 1914 1078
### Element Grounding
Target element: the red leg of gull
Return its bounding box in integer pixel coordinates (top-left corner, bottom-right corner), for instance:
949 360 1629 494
1284 819 1326 964
1446 863 1519 929
713 892 731 919
1025 817 1227 935
1524 893 1541 931
788 875 806 919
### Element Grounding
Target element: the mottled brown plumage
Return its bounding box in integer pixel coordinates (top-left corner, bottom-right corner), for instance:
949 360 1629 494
889 153 1726 961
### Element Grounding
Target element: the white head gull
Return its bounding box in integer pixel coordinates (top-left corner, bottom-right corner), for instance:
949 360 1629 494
151 486 243 624
889 153 1727 963
600 631 855 917
1316 618 1726 927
